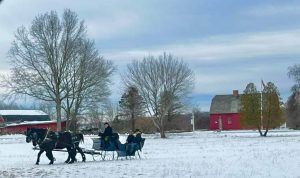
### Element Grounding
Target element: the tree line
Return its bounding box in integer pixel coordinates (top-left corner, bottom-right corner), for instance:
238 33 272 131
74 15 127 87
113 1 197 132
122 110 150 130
0 9 194 138
1 9 300 138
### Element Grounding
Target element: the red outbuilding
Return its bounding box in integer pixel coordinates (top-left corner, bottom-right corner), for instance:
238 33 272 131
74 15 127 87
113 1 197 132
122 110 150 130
0 120 66 134
210 90 241 130
0 110 66 134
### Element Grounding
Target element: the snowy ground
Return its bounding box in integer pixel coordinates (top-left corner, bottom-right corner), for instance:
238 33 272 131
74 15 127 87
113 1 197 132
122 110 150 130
1 130 300 178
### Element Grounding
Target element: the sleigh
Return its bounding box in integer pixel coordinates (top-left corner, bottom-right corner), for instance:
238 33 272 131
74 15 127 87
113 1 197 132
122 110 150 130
88 134 146 160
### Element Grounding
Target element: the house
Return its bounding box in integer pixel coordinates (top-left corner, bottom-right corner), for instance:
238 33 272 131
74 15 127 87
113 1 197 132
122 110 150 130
210 90 241 130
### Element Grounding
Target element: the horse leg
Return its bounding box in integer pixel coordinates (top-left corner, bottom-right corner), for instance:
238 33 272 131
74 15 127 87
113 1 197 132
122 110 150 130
64 152 71 164
76 146 86 162
66 146 76 164
36 150 44 165
64 145 75 163
46 151 54 165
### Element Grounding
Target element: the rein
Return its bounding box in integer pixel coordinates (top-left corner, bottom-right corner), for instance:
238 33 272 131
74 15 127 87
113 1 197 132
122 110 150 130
40 128 50 144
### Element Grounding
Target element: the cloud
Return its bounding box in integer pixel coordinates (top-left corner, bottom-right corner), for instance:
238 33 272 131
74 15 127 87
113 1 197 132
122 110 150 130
85 11 140 40
104 29 300 63
103 30 299 110
0 0 299 110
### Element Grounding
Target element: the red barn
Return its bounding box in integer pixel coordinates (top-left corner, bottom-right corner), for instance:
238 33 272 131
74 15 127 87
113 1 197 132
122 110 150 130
0 120 66 134
0 110 66 134
210 90 241 130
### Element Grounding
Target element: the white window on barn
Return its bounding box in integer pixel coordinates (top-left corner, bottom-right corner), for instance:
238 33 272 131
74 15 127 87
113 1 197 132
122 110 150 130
227 117 232 124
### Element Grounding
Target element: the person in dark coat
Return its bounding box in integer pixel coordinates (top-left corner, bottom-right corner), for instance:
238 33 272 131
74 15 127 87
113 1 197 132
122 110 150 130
133 129 142 144
102 122 113 139
99 122 113 148
126 130 135 144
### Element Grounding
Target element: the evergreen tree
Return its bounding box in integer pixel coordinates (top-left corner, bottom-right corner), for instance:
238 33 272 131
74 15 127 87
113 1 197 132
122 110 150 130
119 86 145 131
240 82 282 136
240 83 262 135
261 82 283 136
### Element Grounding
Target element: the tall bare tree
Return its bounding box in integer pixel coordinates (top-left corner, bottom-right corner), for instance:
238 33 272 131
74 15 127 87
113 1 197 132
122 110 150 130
4 9 114 131
62 39 114 131
286 91 300 128
288 64 300 92
124 53 194 138
287 64 300 127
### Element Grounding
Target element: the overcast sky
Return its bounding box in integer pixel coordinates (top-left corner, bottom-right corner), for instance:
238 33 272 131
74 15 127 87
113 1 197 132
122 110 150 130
1 0 300 111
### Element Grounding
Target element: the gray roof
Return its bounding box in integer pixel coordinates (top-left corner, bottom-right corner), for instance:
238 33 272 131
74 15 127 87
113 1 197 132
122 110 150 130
210 95 240 114
0 110 47 116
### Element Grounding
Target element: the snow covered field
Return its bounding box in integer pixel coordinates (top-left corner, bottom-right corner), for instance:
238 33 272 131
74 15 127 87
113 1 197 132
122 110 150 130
1 130 300 178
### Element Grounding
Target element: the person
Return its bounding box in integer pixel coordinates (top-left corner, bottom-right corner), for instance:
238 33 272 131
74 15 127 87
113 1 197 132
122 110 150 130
133 129 142 144
126 130 135 144
99 122 113 148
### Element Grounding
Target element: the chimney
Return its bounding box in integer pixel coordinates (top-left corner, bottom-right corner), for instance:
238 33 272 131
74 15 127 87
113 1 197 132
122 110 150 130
233 90 239 96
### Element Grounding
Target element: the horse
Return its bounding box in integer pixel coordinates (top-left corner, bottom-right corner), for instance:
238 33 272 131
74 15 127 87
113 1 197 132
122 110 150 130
25 128 86 165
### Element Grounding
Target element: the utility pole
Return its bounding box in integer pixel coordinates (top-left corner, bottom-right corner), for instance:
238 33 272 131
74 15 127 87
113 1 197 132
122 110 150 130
191 112 195 132
260 89 263 130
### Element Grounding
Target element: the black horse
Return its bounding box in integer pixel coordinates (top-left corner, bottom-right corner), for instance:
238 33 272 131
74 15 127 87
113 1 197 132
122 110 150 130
25 128 86 165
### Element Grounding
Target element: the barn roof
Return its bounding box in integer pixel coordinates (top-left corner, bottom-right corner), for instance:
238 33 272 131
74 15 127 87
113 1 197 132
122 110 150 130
5 120 56 126
0 110 47 116
210 95 240 114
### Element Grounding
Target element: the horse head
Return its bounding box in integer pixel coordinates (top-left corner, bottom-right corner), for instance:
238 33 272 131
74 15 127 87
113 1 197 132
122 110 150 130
25 128 39 146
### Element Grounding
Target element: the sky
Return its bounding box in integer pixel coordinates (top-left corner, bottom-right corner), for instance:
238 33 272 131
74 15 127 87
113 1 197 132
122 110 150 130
0 0 300 111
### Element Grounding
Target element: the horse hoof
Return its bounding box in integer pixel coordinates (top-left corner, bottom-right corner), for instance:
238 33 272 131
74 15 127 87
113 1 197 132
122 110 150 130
36 163 39 165
68 161 74 164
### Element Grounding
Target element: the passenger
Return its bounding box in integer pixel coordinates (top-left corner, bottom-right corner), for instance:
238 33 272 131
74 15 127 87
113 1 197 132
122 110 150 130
126 130 135 144
133 129 142 144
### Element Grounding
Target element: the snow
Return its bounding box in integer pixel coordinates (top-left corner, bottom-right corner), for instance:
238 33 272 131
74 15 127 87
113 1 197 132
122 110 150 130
0 110 47 116
5 120 57 126
1 130 300 178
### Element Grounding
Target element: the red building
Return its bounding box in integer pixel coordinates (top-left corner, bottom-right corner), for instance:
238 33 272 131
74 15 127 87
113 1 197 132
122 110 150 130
210 90 241 130
0 120 66 134
0 110 66 134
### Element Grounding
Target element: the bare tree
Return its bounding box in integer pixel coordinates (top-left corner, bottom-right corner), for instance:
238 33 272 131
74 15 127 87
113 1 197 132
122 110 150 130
36 101 56 120
62 39 114 131
4 9 113 131
85 104 106 130
286 91 300 128
288 64 300 92
124 53 194 138
287 64 300 128
103 101 119 123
